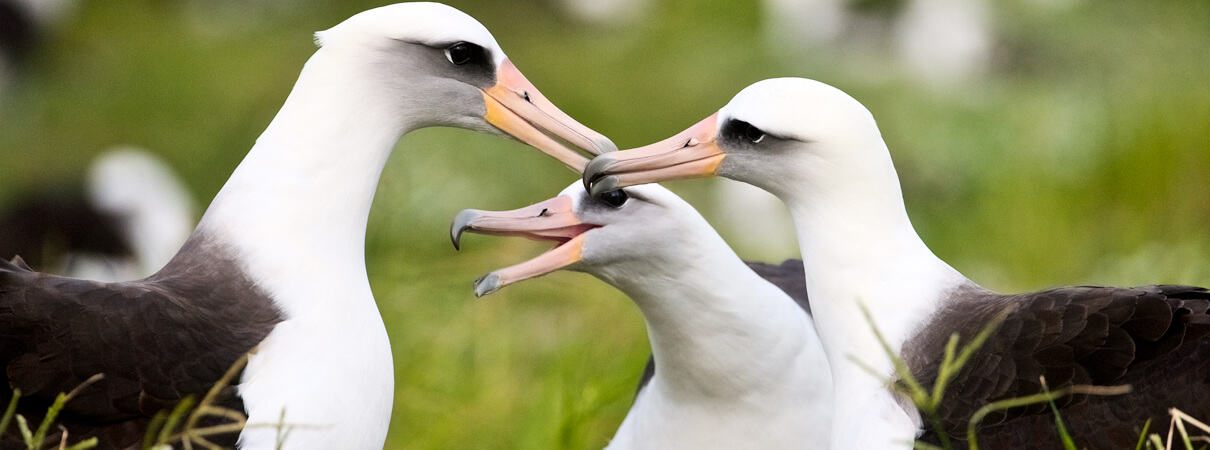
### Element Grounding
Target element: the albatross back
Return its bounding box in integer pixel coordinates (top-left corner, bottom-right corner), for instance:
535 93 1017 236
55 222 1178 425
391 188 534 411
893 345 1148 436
0 234 282 448
903 284 1210 448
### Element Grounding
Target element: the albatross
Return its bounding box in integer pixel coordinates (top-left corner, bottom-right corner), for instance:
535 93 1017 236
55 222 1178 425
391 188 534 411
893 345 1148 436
0 3 613 449
581 77 1210 449
451 182 833 449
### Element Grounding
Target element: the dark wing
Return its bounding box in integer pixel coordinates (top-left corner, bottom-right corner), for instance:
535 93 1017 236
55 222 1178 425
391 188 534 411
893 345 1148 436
636 259 810 395
905 284 1210 449
0 240 282 449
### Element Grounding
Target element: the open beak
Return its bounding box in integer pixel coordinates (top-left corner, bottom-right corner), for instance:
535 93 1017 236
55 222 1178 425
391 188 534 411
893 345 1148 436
450 195 596 297
582 113 723 195
484 60 617 172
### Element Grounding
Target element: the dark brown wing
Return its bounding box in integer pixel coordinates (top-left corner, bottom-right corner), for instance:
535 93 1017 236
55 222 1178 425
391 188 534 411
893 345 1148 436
636 259 810 395
0 235 282 449
905 284 1210 449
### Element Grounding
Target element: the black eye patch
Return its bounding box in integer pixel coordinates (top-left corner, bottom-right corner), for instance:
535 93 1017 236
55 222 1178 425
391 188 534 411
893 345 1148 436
722 119 768 145
444 41 487 67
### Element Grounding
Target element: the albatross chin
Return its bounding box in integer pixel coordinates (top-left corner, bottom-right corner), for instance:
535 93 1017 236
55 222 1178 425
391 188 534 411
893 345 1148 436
451 182 834 449
582 77 1210 449
0 3 612 449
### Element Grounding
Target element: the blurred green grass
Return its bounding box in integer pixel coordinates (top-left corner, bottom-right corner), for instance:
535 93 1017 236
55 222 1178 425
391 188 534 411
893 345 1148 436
0 0 1208 448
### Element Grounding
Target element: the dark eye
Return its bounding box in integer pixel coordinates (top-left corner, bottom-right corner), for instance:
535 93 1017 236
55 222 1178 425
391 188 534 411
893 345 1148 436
596 190 629 208
445 42 474 65
743 123 766 143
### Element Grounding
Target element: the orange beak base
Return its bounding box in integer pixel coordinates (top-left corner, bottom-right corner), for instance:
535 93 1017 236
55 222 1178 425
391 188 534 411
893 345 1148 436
483 60 616 172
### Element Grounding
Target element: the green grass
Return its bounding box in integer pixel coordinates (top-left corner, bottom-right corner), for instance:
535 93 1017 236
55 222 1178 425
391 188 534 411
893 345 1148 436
1 379 100 450
1 0 1208 448
0 354 280 450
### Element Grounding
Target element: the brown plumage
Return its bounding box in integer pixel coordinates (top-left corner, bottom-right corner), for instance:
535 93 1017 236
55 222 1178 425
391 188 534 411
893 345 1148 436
905 284 1210 448
0 233 283 449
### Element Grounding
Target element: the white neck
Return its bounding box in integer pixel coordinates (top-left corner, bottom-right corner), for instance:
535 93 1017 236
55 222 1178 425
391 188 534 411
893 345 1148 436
190 47 409 450
597 226 833 447
773 140 968 448
196 47 411 316
615 254 814 398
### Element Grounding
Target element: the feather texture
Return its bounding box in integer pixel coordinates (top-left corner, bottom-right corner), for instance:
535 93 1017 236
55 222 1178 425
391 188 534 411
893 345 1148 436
0 234 283 449
904 284 1210 448
635 259 810 393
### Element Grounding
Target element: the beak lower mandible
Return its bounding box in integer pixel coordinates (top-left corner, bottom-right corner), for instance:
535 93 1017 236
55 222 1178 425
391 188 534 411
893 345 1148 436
448 195 592 297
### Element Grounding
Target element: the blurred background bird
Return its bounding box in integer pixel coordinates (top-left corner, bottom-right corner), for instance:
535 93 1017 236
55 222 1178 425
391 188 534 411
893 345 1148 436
0 0 1207 448
0 147 195 280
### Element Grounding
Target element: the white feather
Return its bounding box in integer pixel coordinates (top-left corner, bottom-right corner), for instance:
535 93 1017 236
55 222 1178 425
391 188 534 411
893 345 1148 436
557 183 834 448
713 79 972 449
181 3 511 448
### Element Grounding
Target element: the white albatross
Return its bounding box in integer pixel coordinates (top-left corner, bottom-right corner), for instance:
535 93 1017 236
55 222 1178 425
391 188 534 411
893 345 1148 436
451 182 834 449
581 77 1210 449
0 3 613 449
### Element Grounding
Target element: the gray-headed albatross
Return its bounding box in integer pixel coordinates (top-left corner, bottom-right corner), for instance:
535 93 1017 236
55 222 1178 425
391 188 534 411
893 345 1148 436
582 78 1210 449
0 3 613 449
451 182 834 449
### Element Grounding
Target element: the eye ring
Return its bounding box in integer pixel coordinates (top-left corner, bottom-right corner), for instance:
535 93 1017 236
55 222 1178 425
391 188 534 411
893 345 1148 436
596 190 629 208
445 42 473 65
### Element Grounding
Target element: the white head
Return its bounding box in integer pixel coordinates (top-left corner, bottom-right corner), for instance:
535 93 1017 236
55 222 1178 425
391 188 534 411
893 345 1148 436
294 2 615 169
581 78 898 206
450 182 722 296
194 2 621 287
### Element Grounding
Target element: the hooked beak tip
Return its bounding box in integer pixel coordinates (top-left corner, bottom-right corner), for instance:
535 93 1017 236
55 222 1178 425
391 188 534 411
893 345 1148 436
582 156 616 192
450 210 478 251
473 273 502 298
588 176 620 197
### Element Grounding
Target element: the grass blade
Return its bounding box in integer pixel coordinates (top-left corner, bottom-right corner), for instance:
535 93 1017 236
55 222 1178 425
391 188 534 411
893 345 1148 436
1136 419 1152 450
967 383 1130 448
1040 378 1077 450
0 389 20 438
33 374 104 448
16 414 32 446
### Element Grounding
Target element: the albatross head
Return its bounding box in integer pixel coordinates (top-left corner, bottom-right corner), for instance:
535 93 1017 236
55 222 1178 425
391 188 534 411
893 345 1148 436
449 182 709 297
581 78 895 202
310 2 615 170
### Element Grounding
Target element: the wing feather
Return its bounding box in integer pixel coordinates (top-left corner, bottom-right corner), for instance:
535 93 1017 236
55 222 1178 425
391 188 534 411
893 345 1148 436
1 237 282 449
906 284 1210 449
